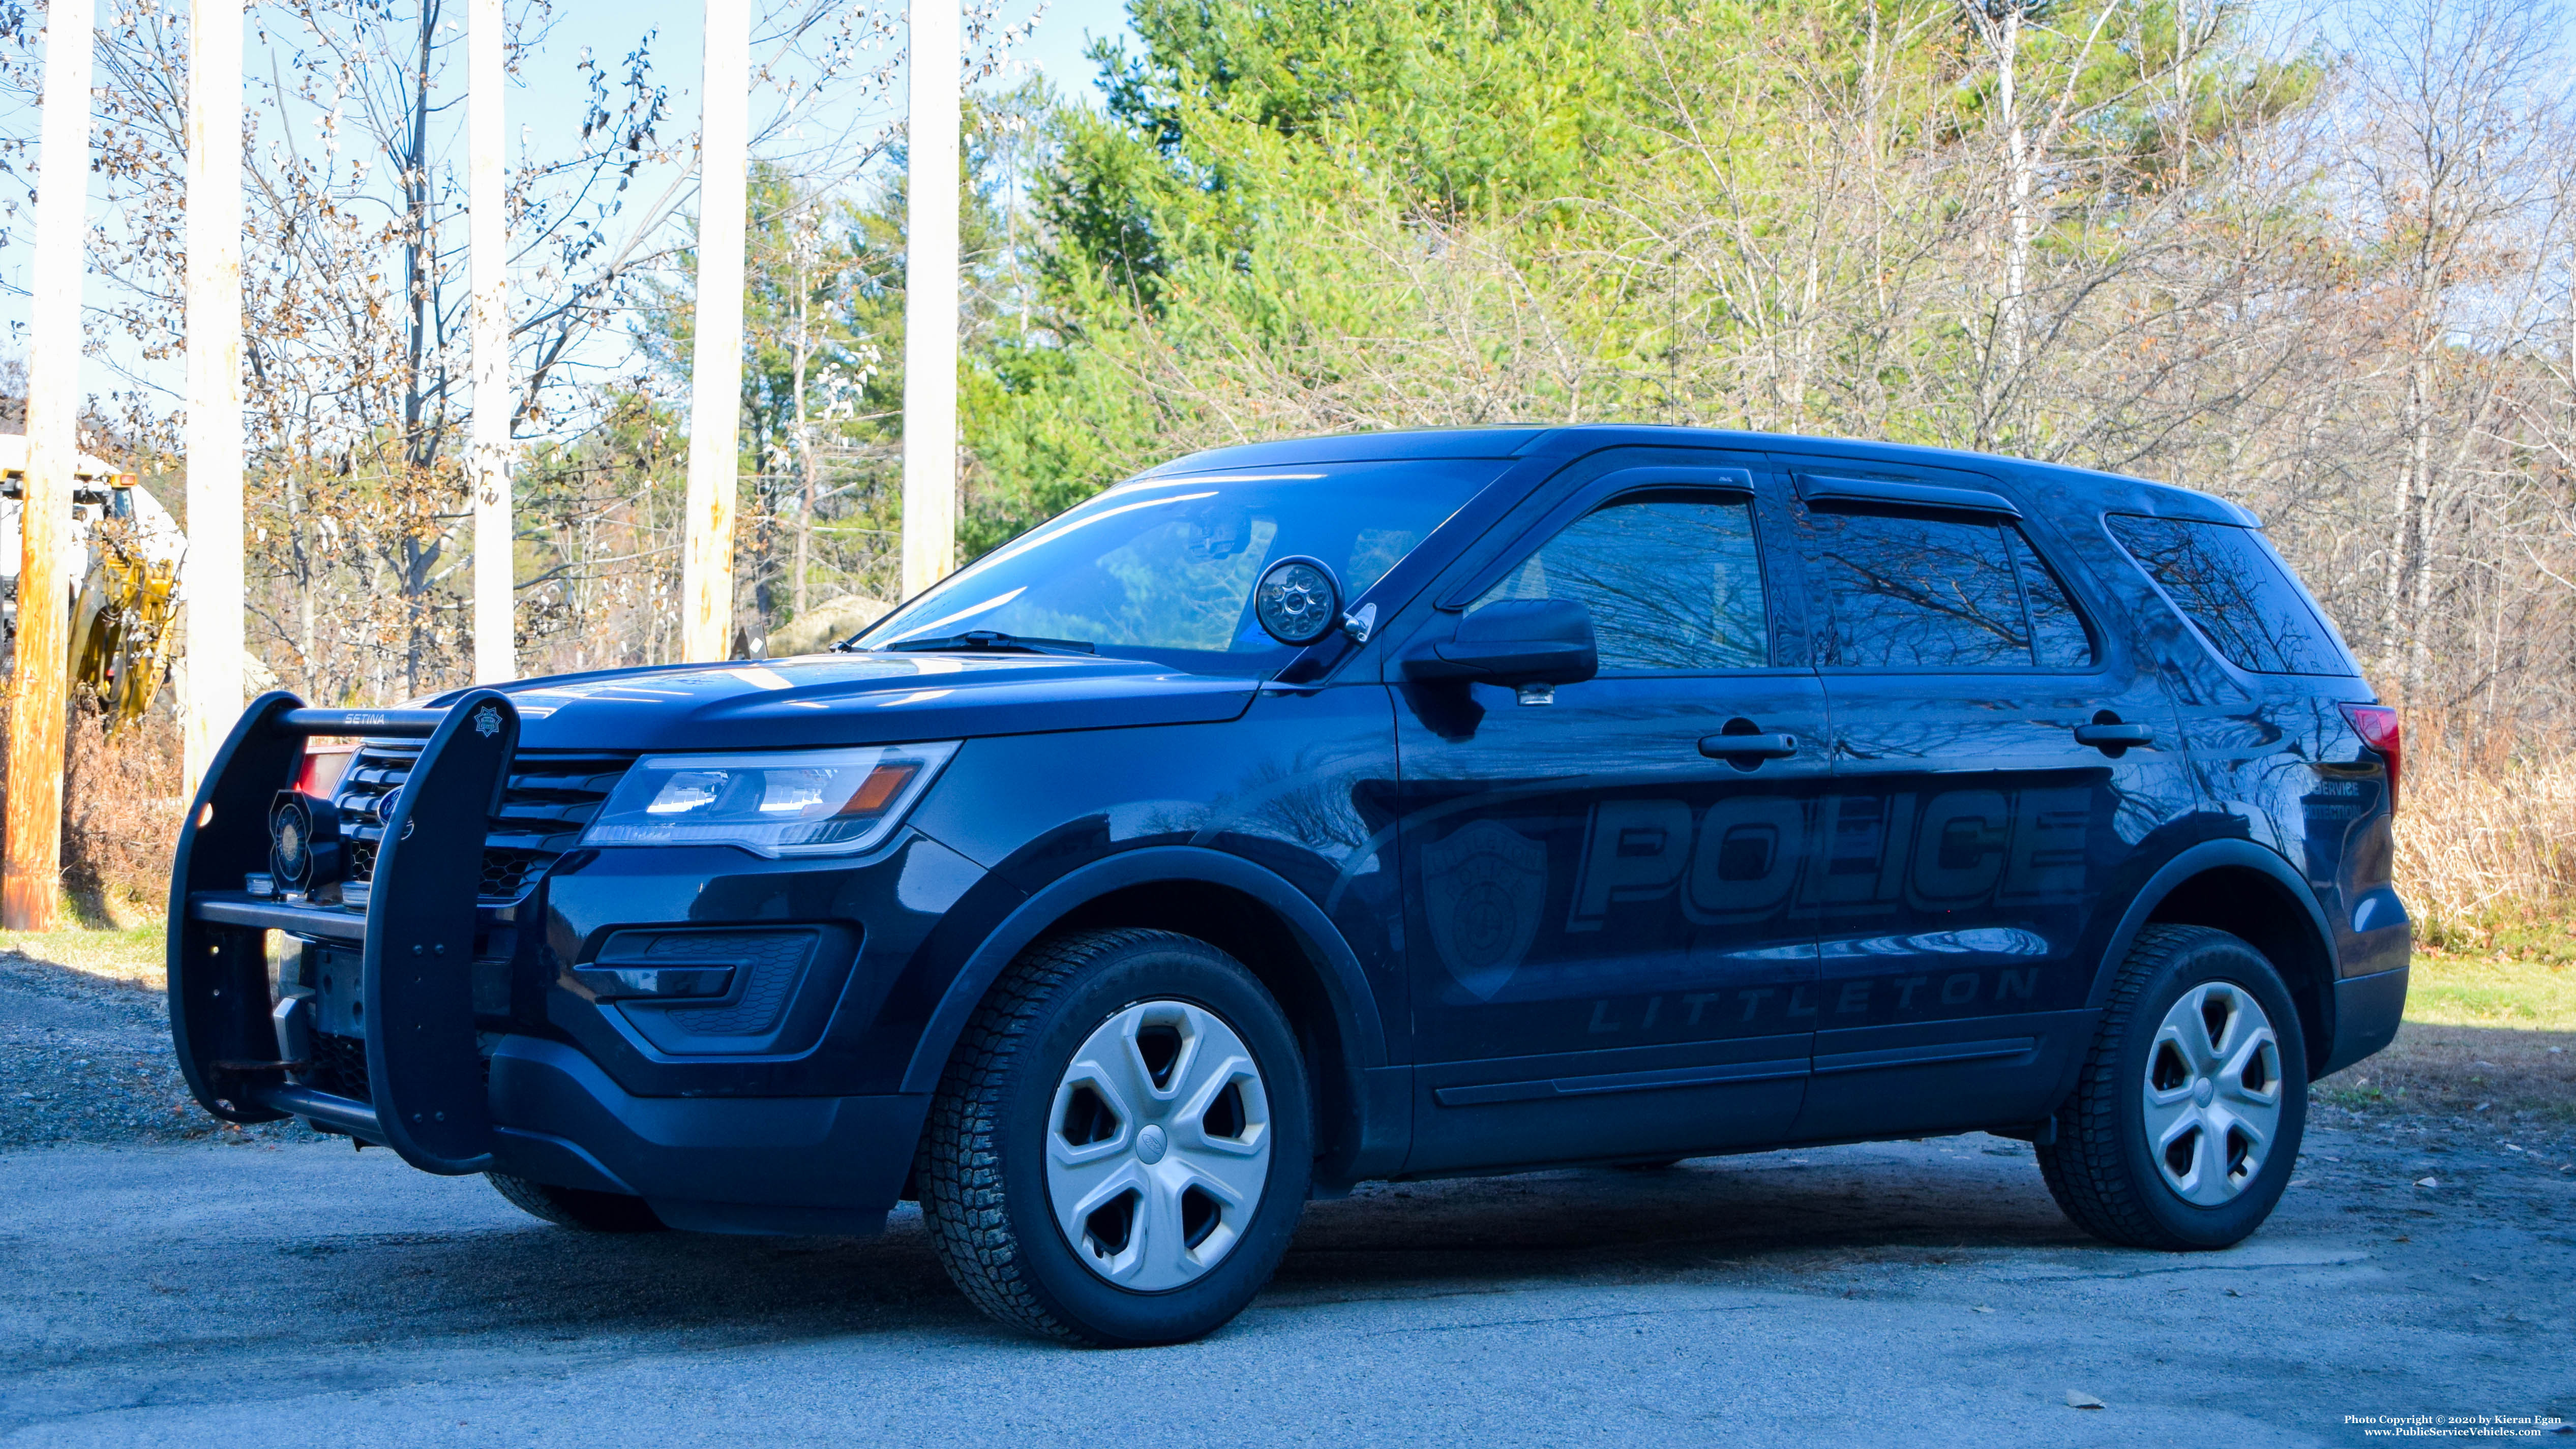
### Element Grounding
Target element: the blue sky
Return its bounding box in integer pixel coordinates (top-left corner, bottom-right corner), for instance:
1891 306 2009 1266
0 0 1141 416
1013 0 1139 102
507 0 1136 147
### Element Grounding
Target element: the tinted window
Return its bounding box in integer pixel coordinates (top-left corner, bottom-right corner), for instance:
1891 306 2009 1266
1475 495 1768 671
2006 528 2095 668
857 460 1501 673
1808 509 2096 670
2106 515 2346 675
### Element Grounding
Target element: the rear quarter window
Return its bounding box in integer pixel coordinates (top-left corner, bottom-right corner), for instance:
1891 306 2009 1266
1801 508 2098 671
2105 515 2352 676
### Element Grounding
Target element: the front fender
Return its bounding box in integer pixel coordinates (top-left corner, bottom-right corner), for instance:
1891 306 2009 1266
896 844 1389 1095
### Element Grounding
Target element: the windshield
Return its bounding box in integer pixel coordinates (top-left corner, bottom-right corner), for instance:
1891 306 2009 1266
854 458 1509 673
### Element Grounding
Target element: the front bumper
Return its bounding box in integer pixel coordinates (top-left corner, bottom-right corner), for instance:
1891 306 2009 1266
166 689 979 1235
169 690 974 1236
486 1037 923 1234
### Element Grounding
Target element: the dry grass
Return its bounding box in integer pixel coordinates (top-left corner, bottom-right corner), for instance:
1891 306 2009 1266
0 698 185 928
2397 739 2576 944
58 700 185 924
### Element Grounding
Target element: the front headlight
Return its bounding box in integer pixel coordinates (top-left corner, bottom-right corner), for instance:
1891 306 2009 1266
581 742 959 858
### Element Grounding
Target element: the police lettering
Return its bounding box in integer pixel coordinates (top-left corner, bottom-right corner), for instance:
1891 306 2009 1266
1568 786 2091 929
1583 966 2045 1035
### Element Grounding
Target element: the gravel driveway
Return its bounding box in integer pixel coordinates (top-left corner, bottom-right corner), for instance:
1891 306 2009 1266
0 953 311 1151
4 952 2571 1446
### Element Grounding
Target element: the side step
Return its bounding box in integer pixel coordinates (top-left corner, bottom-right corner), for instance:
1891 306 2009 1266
167 688 521 1174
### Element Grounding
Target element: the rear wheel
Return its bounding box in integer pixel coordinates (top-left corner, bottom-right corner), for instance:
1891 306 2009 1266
486 1172 666 1232
2038 924 2307 1250
916 928 1312 1346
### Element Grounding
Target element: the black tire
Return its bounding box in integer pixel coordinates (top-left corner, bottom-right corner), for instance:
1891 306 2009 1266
486 1172 667 1233
2038 924 2308 1251
916 928 1313 1346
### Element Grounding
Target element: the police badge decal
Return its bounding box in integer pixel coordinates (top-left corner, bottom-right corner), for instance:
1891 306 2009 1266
1420 819 1548 1001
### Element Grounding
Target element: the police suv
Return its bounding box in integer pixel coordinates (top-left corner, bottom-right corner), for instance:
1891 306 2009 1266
169 426 2409 1345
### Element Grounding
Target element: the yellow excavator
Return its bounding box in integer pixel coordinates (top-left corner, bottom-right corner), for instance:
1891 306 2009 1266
0 438 185 731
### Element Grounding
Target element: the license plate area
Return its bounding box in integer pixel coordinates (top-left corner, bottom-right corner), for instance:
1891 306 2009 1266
307 944 367 1038
299 942 513 1037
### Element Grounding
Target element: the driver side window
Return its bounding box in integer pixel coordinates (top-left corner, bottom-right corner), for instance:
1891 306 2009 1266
1474 494 1769 672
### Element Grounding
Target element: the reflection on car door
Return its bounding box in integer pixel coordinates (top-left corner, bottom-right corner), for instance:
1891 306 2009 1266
1783 464 2200 1140
1394 467 1829 1174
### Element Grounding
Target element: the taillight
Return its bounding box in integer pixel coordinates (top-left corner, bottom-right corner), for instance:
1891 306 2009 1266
2340 703 2402 813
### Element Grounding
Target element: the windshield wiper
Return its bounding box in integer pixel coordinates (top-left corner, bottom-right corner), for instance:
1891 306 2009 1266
871 630 1097 657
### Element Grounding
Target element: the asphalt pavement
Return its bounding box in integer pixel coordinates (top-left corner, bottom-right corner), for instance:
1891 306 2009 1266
4 1113 2570 1447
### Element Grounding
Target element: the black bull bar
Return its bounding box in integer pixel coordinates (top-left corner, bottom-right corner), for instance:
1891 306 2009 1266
167 687 520 1174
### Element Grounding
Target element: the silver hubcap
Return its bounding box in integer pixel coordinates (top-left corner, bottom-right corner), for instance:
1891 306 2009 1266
2143 981 2283 1205
1046 999 1272 1290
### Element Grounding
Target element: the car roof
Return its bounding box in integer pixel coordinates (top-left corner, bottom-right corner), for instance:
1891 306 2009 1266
1141 427 1551 475
1148 424 2259 527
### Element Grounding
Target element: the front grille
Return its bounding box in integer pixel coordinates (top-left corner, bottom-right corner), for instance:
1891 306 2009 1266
307 1030 370 1101
334 745 634 902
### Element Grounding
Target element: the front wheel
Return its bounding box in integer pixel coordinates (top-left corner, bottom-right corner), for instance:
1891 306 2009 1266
916 928 1312 1346
2038 924 2308 1250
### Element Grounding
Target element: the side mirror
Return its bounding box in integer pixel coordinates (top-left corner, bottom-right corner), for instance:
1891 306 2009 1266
1401 598 1599 686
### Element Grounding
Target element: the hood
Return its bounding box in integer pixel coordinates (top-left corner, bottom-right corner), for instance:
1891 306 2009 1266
430 651 1259 752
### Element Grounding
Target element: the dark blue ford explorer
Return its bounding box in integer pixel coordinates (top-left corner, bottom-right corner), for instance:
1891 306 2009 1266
169 425 2410 1345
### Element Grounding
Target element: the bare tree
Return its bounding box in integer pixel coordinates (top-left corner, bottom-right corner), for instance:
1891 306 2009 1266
2333 0 2567 704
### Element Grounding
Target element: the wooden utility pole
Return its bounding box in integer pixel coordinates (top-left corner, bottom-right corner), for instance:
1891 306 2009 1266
4 0 98 930
468 0 512 683
900 0 960 599
180 0 244 801
679 1 750 663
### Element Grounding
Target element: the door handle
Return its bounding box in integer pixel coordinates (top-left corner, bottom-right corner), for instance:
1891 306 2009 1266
1698 732 1799 761
2073 721 2154 749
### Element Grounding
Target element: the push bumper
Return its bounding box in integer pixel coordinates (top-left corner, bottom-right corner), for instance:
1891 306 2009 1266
169 689 932 1235
169 690 522 1174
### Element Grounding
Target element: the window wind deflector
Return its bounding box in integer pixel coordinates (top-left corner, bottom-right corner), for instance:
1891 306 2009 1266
1435 464 1758 610
1796 474 2021 518
875 630 1096 656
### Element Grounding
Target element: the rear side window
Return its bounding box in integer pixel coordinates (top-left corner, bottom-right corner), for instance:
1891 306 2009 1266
2006 529 2094 669
1476 494 1768 671
2105 516 2348 676
1804 509 2098 671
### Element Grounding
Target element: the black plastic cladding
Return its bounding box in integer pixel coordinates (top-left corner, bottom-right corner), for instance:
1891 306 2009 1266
335 746 633 901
